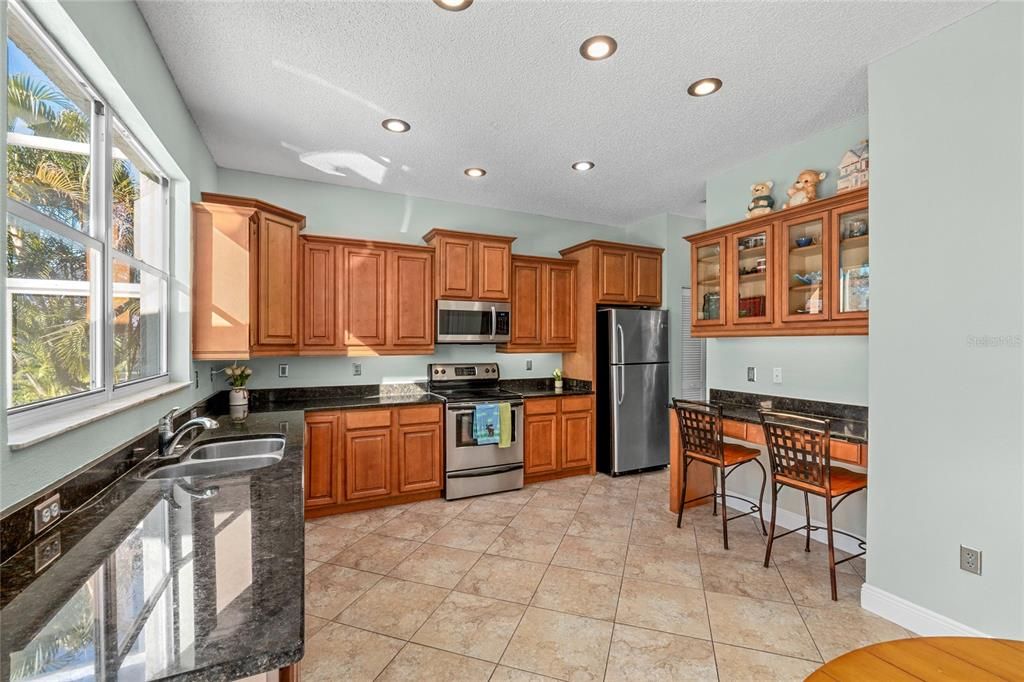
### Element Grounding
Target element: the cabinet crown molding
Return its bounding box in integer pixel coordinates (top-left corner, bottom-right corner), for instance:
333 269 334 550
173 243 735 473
559 239 665 256
200 192 306 226
422 227 516 244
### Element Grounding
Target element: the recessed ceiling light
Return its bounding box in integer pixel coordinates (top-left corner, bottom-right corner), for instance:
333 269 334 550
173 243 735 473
579 35 617 61
572 161 595 172
464 167 487 178
433 0 472 11
381 118 410 133
687 78 723 97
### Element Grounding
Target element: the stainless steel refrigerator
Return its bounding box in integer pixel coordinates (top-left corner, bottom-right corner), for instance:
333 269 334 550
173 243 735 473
596 308 670 475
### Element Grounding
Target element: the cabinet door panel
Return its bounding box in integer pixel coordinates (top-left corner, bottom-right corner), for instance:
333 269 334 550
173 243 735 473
632 252 662 305
511 260 543 346
561 407 593 469
397 424 442 493
192 204 252 358
389 249 434 347
691 238 726 327
525 413 559 474
344 428 391 500
477 240 511 300
343 246 387 347
302 240 339 348
543 262 576 347
597 247 631 303
256 213 300 347
437 236 475 299
780 212 829 322
304 412 341 508
830 200 870 321
729 226 774 325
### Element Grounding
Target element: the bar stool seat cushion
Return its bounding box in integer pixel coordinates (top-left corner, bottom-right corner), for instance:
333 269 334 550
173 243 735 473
686 442 761 467
776 466 867 496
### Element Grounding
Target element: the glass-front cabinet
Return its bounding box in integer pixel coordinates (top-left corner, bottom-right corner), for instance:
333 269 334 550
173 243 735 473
691 237 725 326
831 200 869 319
730 227 772 325
781 212 829 322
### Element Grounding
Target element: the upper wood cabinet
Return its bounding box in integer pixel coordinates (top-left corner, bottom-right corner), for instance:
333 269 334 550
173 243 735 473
597 246 632 303
560 240 664 307
342 245 388 349
684 187 869 338
301 237 342 352
632 251 663 305
388 248 435 349
499 256 577 353
423 229 515 301
192 193 305 359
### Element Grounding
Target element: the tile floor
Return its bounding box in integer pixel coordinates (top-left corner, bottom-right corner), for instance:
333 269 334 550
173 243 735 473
301 469 910 681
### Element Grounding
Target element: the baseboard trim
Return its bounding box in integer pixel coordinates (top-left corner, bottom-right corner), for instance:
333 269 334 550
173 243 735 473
721 492 865 556
860 583 989 637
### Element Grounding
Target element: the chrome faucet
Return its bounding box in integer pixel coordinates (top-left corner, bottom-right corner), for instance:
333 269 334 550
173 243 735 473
157 407 219 458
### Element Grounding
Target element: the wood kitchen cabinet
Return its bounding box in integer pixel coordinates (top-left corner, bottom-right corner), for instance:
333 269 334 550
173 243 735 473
301 237 342 352
684 187 868 338
192 193 305 359
498 256 577 353
423 228 515 301
523 395 595 482
560 240 664 307
304 403 444 517
597 246 632 303
388 248 435 349
342 245 388 349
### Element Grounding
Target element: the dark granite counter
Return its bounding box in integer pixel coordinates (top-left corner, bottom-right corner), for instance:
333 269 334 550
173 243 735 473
244 383 444 413
0 410 305 681
500 377 593 399
709 389 868 443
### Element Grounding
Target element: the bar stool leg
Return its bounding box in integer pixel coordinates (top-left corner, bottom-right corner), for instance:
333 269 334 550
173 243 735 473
826 498 838 601
803 492 812 552
764 482 779 568
755 458 768 536
720 465 729 550
712 465 719 517
676 457 690 529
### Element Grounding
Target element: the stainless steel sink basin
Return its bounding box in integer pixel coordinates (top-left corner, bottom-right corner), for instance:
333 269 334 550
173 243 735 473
189 437 285 460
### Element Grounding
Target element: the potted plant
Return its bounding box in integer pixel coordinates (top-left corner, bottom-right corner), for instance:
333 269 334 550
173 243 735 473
553 368 564 392
220 362 253 421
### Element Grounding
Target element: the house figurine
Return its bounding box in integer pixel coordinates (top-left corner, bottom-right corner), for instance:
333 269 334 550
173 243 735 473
837 139 869 192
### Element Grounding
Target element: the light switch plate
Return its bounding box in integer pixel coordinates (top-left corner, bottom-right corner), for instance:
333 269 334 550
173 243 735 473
353 362 362 377
747 367 757 382
772 368 783 384
278 363 289 378
526 360 533 371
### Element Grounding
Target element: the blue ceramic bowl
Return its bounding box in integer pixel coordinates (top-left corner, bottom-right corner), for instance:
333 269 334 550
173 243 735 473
795 237 814 248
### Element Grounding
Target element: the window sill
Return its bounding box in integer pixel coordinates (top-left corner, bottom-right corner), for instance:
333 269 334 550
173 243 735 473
7 381 193 451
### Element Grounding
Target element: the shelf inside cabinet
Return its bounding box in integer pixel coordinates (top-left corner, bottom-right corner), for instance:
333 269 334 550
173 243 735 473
789 244 823 256
738 272 766 282
698 278 721 286
736 246 766 258
789 283 824 292
840 235 869 248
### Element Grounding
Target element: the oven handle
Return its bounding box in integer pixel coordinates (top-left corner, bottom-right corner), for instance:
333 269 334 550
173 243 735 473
448 463 524 479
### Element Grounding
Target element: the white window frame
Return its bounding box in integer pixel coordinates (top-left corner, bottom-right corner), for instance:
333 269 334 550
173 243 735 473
6 0 172 430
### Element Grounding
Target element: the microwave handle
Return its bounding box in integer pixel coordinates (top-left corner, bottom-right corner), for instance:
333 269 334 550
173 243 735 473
490 305 496 340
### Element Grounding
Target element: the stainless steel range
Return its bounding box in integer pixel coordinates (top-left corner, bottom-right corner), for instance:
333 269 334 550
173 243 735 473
428 363 524 500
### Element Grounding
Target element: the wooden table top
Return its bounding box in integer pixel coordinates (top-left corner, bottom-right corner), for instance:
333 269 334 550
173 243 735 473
809 637 1024 681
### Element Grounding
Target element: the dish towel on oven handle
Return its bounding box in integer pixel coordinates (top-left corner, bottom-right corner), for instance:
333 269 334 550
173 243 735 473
473 403 500 445
498 402 512 449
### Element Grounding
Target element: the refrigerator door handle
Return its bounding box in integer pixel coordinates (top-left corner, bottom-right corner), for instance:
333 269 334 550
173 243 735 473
616 365 625 404
616 324 625 364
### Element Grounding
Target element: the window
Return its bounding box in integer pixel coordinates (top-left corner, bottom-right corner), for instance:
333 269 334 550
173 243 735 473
6 1 170 420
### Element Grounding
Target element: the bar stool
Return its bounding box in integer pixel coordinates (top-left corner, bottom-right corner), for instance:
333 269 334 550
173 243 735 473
758 410 867 601
673 399 767 549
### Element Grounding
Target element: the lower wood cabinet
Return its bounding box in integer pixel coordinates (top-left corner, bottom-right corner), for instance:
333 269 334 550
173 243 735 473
524 395 595 482
303 403 443 516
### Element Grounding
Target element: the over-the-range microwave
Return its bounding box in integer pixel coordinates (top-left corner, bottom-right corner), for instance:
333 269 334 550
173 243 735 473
436 300 511 343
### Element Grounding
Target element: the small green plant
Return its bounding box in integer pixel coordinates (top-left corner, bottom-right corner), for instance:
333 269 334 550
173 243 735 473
220 362 253 388
552 368 562 380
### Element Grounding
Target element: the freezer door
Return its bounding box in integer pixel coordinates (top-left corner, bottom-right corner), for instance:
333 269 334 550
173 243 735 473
607 308 669 364
609 362 670 473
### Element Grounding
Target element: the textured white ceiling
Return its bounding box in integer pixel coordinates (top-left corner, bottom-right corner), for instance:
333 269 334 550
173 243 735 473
139 0 983 225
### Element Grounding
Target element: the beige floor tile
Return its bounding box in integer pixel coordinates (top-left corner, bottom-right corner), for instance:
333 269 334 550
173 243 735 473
578 494 635 519
426 518 506 552
615 578 711 640
777 561 864 607
765 532 858 575
510 505 576 534
455 554 546 604
390 543 482 588
714 643 821 682
700 554 793 603
705 591 820 661
540 474 594 493
489 665 560 681
799 604 911 661
304 564 381 620
304 559 323 575
488 486 538 505
633 497 680 523
487 526 564 563
304 614 330 639
501 607 613 682
336 576 449 639
330 533 420 574
551 535 628 575
527 489 585 511
623 544 703 589
301 622 404 682
408 496 473 518
605 623 717 682
411 591 526 662
375 511 451 541
319 505 404 533
458 497 525 525
377 643 494 681
304 525 365 561
531 565 621 621
567 510 632 544
629 517 698 550
695 519 768 563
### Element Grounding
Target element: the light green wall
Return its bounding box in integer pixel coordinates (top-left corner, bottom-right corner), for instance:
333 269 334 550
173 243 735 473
866 1 1023 637
1 0 221 512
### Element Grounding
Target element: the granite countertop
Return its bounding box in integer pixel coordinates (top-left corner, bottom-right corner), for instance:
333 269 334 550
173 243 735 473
516 387 594 398
708 389 868 443
271 392 445 412
499 378 593 399
0 410 306 681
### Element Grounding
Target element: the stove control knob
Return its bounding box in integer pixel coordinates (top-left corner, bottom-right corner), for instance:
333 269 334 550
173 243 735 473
440 369 446 374
433 369 439 375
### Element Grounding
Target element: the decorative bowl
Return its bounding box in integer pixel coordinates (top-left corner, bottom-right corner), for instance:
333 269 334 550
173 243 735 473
795 237 814 248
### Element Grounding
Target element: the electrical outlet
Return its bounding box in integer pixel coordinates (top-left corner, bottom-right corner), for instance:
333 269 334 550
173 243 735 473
34 533 61 573
526 360 533 371
960 545 982 575
33 494 61 535
746 367 757 382
353 362 362 377
772 367 783 384
278 363 289 378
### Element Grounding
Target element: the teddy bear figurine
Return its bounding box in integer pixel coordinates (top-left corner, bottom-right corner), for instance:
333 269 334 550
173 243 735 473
746 181 775 218
782 170 827 209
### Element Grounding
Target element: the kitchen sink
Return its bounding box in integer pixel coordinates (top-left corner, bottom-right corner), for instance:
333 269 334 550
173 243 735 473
189 437 285 460
142 435 286 481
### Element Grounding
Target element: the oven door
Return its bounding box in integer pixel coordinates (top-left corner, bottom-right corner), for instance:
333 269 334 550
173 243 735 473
436 300 511 343
445 402 524 472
